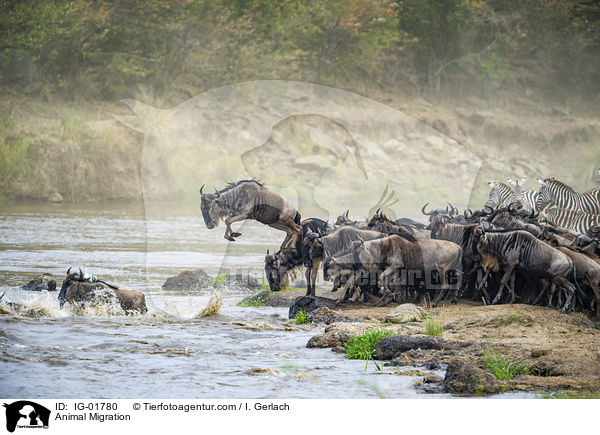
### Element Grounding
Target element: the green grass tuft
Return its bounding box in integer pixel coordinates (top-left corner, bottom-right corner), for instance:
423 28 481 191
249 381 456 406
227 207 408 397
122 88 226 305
482 349 530 380
344 329 397 360
425 315 443 336
213 275 227 286
503 311 525 326
236 297 266 307
294 309 310 325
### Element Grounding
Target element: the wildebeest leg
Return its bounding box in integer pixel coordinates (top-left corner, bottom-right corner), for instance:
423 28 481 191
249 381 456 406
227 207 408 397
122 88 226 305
548 282 557 307
476 268 492 304
556 277 576 313
377 266 401 307
304 265 319 296
533 281 548 305
508 273 517 304
268 222 299 251
337 273 357 305
492 266 516 305
224 214 247 241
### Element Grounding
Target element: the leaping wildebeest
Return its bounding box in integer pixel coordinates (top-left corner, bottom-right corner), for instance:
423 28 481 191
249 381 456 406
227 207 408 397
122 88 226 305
200 180 301 250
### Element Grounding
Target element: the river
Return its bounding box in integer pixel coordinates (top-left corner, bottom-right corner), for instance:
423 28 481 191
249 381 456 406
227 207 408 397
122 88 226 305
0 202 533 398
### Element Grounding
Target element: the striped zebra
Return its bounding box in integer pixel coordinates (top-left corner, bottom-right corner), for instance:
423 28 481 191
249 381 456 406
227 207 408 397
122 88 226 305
485 181 512 209
541 205 600 236
508 176 538 214
536 178 600 214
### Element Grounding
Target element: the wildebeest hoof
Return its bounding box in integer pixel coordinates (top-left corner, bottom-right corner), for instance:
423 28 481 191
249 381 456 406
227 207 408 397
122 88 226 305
225 236 236 241
230 232 242 238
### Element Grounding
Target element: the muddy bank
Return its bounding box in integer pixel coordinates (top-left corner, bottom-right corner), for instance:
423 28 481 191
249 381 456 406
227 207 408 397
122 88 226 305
264 288 600 396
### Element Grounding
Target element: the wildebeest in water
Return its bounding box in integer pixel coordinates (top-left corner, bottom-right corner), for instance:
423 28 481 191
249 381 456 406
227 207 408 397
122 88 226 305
200 180 302 250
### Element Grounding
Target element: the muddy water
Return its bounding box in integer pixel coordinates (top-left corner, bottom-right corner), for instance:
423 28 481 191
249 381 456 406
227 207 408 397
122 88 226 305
0 203 527 398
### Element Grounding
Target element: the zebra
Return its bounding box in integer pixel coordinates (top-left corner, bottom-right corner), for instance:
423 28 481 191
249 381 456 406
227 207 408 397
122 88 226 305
485 181 512 209
541 205 600 236
536 177 600 214
507 176 538 215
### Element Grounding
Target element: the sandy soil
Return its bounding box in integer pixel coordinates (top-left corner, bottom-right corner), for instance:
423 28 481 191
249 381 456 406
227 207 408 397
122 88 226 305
275 287 600 394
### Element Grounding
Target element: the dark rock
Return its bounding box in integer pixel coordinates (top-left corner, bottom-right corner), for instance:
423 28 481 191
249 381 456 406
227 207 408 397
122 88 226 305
423 374 444 384
20 274 57 291
289 295 336 319
331 346 346 354
161 270 211 290
443 360 499 396
374 334 451 360
530 359 563 377
419 359 442 370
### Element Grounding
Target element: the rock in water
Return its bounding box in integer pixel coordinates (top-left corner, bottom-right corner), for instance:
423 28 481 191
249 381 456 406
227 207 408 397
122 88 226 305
443 360 499 396
288 295 336 319
374 334 450 360
161 270 211 290
385 303 426 323
20 274 57 291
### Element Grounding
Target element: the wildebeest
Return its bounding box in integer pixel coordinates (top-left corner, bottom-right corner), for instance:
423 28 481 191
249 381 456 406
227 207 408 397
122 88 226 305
200 180 301 250
351 235 462 307
302 226 388 296
264 218 330 293
472 228 581 312
367 210 429 238
557 246 600 315
58 269 147 314
322 251 375 303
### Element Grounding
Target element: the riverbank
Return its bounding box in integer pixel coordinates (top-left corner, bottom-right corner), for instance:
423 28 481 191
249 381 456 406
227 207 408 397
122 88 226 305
261 287 600 396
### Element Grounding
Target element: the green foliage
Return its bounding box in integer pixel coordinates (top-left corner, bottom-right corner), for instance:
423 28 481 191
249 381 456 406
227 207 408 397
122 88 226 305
344 329 396 360
0 1 598 100
213 275 227 286
482 349 530 380
425 315 443 336
503 311 526 327
294 309 310 325
236 297 266 307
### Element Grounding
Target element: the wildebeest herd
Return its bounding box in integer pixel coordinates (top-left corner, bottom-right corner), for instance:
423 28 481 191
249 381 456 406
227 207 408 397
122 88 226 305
201 175 600 316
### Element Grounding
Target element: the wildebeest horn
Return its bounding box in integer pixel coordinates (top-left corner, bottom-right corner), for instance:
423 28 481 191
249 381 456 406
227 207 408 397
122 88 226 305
67 266 72 275
214 186 220 197
200 184 205 195
266 249 270 255
421 202 432 215
79 267 83 279
482 206 494 215
464 209 473 219
344 210 349 219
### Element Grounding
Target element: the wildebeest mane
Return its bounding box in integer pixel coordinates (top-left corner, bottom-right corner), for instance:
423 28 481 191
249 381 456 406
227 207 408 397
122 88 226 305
219 179 264 194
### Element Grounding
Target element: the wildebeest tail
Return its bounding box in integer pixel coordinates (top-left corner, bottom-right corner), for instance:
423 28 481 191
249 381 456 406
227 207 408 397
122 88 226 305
294 211 301 226
572 264 589 301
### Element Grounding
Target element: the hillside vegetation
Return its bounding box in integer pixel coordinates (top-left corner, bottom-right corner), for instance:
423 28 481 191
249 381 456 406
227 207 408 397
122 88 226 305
1 0 599 204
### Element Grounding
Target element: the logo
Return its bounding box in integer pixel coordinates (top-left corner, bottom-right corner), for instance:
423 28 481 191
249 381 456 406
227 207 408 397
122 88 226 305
3 401 50 433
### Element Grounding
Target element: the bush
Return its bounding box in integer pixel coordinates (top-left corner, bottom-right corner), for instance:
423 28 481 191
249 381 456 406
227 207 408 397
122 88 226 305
344 329 396 360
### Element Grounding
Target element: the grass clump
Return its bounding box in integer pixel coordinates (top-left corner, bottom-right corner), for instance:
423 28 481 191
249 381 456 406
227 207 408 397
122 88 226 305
236 297 266 307
482 349 530 380
294 309 310 325
344 329 396 360
425 315 443 336
213 275 227 286
503 311 526 326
